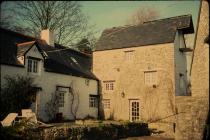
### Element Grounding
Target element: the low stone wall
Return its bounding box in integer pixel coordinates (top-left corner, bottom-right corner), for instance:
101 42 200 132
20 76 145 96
149 122 175 138
22 122 150 140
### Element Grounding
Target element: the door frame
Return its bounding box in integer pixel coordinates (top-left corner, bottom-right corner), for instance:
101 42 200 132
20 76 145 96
129 99 140 122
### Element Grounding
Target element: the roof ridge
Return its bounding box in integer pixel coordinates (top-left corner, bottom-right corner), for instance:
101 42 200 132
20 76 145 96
143 14 192 24
17 41 36 46
103 14 192 32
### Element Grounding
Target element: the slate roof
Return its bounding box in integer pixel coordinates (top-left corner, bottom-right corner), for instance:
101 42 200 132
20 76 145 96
0 28 97 80
17 41 36 57
95 15 194 51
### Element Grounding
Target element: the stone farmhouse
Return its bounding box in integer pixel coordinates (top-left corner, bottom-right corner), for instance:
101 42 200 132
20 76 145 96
0 2 208 139
0 28 99 122
93 15 194 122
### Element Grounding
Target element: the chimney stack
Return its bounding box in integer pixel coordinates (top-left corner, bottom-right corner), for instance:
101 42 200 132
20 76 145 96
40 29 54 47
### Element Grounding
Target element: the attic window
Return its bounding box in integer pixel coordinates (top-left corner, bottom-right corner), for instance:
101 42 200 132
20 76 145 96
27 59 38 73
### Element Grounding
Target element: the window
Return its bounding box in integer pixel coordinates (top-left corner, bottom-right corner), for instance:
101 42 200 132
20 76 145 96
56 86 69 108
103 99 110 109
85 79 90 86
58 91 65 107
104 81 115 90
89 95 98 108
27 59 38 73
144 71 157 86
125 51 134 61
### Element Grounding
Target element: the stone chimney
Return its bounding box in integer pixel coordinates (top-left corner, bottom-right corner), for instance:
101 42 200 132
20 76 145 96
40 29 54 47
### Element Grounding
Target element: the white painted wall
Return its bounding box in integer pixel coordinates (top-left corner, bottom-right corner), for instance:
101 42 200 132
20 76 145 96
174 30 189 96
1 44 98 122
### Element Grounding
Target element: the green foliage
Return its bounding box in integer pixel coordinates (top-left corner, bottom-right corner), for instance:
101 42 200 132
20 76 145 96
50 122 150 140
0 75 39 120
0 119 40 140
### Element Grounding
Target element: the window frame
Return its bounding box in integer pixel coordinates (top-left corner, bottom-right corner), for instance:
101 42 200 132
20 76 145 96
27 58 39 74
124 50 135 61
58 91 65 107
144 70 157 86
56 86 69 108
103 99 110 109
89 95 98 108
85 79 90 86
103 81 115 91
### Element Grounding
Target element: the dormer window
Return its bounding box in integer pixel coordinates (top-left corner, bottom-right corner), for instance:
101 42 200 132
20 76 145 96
27 57 41 74
28 59 38 73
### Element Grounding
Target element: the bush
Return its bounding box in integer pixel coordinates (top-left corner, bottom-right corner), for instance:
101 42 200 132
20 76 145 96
43 122 150 140
0 75 39 120
0 120 40 140
2 121 150 139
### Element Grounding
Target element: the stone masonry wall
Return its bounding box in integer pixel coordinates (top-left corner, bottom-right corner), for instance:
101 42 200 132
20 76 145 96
175 0 209 140
93 43 176 122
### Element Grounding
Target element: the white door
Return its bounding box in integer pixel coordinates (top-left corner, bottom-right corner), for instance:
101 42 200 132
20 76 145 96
129 100 140 122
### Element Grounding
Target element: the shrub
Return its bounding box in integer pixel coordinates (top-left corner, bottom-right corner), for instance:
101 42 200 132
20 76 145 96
0 75 39 120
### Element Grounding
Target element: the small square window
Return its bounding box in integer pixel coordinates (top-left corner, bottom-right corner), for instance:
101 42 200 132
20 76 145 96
125 51 134 61
144 71 157 86
104 81 115 91
103 99 110 109
85 79 90 86
89 96 98 108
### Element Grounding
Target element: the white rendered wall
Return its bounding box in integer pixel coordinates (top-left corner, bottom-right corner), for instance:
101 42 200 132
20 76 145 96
174 30 188 96
1 44 98 121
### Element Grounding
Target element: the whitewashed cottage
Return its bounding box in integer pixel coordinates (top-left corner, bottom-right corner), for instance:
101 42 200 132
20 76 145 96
0 28 99 122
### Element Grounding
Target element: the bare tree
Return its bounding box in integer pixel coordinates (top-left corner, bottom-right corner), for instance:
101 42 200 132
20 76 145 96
126 7 160 25
0 1 95 46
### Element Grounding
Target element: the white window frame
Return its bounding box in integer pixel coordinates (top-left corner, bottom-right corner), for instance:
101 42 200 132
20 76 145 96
144 71 157 86
58 91 65 107
124 50 134 61
104 81 115 91
103 99 110 109
56 86 69 108
89 96 98 108
27 58 39 73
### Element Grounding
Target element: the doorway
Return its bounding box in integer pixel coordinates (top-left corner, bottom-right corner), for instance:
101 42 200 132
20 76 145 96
129 99 140 122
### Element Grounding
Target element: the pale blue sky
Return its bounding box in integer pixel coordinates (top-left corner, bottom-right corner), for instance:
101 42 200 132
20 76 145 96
80 1 200 37
1 1 200 42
